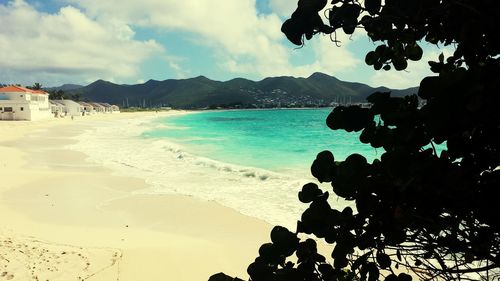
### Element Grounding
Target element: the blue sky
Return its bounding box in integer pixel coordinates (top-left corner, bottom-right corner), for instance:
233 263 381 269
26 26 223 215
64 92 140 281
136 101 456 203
0 0 443 88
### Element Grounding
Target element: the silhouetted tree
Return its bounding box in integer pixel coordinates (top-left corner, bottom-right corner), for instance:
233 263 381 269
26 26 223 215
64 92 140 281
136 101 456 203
48 89 81 101
71 93 81 101
48 89 65 100
213 0 500 280
27 82 42 90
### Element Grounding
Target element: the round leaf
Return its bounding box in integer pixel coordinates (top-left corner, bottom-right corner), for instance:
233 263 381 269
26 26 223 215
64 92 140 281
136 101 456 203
281 18 303 46
406 43 423 61
392 58 408 71
365 0 381 15
376 252 391 269
311 150 336 182
365 51 378 66
298 183 323 203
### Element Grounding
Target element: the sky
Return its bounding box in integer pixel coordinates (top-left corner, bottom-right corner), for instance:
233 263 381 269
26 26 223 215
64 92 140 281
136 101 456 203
0 0 445 89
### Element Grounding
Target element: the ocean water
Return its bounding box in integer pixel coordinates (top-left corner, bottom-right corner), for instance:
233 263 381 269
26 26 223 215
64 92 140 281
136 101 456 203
144 109 381 174
68 109 381 228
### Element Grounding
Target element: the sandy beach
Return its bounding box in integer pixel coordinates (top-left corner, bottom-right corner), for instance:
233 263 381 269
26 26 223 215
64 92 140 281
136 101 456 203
0 112 272 280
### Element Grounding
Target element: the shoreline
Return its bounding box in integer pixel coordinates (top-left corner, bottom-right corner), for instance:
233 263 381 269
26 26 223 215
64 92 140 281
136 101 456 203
67 111 313 229
0 112 272 280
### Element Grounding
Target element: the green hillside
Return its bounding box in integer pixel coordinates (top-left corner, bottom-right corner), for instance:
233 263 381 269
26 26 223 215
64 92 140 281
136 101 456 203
70 72 418 108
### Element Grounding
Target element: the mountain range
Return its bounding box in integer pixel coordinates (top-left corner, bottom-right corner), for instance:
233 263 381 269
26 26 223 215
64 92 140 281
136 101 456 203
45 84 84 91
51 72 418 108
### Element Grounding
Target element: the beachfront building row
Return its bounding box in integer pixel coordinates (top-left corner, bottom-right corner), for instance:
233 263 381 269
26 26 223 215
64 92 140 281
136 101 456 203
77 101 119 115
0 86 119 121
50 100 119 117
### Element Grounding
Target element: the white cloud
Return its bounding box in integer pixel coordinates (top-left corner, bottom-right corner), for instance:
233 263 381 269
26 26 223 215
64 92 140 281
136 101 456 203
0 0 164 86
0 0 367 86
168 61 190 79
369 61 429 89
369 45 455 89
310 33 362 71
268 0 297 17
219 35 361 79
65 0 362 80
66 0 285 76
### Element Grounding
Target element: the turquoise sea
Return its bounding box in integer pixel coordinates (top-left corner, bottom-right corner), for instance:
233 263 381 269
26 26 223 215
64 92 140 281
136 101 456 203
144 108 381 173
70 109 443 227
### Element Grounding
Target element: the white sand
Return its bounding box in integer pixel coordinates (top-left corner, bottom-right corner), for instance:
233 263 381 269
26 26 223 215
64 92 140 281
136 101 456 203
0 112 272 280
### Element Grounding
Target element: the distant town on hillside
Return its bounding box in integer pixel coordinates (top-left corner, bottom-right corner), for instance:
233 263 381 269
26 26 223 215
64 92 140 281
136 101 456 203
2 72 419 110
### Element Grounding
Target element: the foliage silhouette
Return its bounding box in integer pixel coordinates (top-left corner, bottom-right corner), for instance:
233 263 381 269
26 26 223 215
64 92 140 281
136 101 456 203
209 272 244 281
212 0 500 280
47 89 81 101
27 82 42 90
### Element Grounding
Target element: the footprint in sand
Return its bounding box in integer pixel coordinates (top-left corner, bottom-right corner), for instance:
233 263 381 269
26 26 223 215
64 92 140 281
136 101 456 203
1 272 14 280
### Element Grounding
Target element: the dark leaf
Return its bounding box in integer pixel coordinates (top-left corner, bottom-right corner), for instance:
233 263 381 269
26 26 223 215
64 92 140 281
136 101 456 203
298 183 323 203
311 150 336 182
258 243 282 264
296 239 318 262
352 251 371 270
326 106 373 132
367 263 380 281
397 273 412 281
392 58 408 71
376 252 391 269
418 76 441 99
281 18 303 46
270 226 299 256
365 51 378 66
405 43 423 61
328 6 342 29
366 91 391 104
343 24 356 35
247 259 272 281
298 0 327 12
208 273 244 281
365 0 382 15
318 263 334 279
333 256 349 269
385 274 398 281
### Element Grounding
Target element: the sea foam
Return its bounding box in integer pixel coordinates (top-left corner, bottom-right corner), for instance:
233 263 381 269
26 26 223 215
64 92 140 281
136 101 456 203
66 115 338 229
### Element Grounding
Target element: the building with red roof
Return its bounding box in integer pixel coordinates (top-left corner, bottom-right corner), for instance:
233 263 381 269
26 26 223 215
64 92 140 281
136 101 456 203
0 86 52 121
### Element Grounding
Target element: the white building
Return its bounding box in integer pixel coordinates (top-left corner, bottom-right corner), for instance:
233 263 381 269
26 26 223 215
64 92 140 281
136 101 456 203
77 101 95 115
0 86 52 121
100 103 120 113
98 103 113 113
49 100 65 117
111 105 120 112
89 102 106 113
53 100 83 116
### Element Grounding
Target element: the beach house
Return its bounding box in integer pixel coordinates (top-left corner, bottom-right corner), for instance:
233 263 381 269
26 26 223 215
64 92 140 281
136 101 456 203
99 103 114 113
0 86 52 121
110 105 120 112
77 101 95 115
89 102 106 113
49 100 65 117
53 100 83 116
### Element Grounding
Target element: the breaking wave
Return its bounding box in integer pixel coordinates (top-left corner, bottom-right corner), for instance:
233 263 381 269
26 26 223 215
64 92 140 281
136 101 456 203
66 115 321 228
